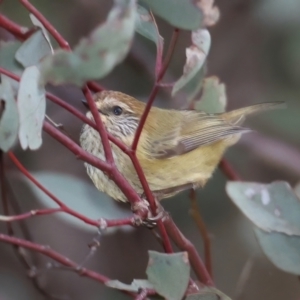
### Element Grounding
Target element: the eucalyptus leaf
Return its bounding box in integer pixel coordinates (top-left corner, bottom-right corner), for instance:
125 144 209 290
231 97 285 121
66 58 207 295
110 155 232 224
140 0 203 30
0 75 19 152
8 171 132 233
146 251 190 300
106 279 154 292
195 76 227 113
135 4 163 76
29 13 54 52
185 287 231 300
17 66 46 150
40 0 136 86
226 181 300 236
172 29 211 97
0 41 23 74
254 228 300 275
15 30 52 68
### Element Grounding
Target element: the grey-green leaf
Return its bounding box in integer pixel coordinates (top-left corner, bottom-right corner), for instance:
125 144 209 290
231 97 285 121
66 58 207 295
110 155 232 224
106 279 154 292
146 251 190 300
8 171 132 232
254 228 300 275
40 0 136 86
0 41 23 74
0 75 19 152
29 13 54 52
17 66 46 150
15 30 52 68
172 29 211 97
135 5 163 75
195 76 227 113
185 287 232 300
226 181 300 236
140 0 203 30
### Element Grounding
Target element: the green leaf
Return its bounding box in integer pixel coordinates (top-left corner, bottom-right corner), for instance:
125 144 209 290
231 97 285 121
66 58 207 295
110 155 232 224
0 75 19 152
8 171 132 232
185 287 231 300
226 181 300 275
29 13 54 52
194 76 227 113
17 66 46 150
135 4 163 76
140 0 203 30
146 251 190 300
172 29 211 97
15 30 52 68
106 279 154 292
226 181 300 236
40 0 136 87
254 228 300 275
0 41 23 74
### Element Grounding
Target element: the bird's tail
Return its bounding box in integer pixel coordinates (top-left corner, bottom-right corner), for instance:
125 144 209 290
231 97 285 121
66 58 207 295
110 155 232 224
222 102 285 125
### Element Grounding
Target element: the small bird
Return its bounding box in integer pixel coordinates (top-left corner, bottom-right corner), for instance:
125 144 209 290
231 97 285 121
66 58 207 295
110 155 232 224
80 91 283 203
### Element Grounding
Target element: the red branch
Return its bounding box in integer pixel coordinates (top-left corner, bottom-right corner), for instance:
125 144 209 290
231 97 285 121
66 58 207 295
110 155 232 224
82 87 114 164
219 159 241 181
131 28 180 151
8 152 135 228
0 14 32 40
19 0 70 50
0 233 109 283
164 217 214 286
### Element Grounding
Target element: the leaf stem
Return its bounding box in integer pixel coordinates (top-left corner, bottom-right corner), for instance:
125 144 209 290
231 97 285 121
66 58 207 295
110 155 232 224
19 0 70 50
164 216 214 286
219 159 241 181
0 233 110 283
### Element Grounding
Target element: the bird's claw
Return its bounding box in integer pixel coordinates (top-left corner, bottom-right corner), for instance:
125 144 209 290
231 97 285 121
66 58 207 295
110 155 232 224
133 205 168 228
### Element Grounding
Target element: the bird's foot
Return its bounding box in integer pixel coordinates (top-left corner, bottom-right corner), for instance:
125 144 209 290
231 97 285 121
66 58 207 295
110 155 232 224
132 201 168 228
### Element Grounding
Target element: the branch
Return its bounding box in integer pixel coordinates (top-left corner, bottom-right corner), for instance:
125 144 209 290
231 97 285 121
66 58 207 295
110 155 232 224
219 159 241 181
0 233 109 283
0 14 33 40
19 0 70 50
164 216 214 286
82 86 114 164
8 152 136 227
131 28 180 151
189 190 213 277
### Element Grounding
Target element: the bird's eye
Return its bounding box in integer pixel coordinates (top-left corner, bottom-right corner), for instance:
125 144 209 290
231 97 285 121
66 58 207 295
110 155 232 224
113 106 123 116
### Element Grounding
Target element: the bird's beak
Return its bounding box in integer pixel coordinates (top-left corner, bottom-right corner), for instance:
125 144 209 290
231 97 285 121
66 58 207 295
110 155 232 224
81 99 89 109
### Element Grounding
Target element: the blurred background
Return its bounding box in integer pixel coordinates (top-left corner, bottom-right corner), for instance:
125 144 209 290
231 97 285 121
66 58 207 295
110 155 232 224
1 0 300 299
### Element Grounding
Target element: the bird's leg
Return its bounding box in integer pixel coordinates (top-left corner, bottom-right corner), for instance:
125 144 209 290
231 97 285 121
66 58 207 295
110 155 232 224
131 196 168 228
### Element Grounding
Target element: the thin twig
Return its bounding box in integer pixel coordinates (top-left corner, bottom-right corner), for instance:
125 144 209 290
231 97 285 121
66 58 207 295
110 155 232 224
164 216 214 286
0 151 13 235
189 190 213 277
19 0 70 49
8 152 136 227
219 159 241 181
0 233 110 283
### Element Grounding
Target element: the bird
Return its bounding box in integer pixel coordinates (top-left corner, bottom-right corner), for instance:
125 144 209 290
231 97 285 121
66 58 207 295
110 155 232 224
80 90 283 203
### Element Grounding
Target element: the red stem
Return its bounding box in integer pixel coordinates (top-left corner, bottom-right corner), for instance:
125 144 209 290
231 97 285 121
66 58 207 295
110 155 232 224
42 122 148 215
164 217 214 286
8 152 135 227
131 28 180 151
0 14 32 40
219 159 241 181
0 233 109 283
19 0 70 50
83 87 115 164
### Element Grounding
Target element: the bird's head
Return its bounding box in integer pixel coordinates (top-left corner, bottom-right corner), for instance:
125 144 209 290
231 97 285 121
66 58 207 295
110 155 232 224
83 91 145 140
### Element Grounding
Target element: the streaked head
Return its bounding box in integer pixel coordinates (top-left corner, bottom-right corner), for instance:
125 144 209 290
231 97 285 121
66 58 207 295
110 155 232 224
84 91 145 139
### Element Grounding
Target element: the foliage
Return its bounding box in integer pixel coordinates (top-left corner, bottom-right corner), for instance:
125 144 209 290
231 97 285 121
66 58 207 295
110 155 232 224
0 0 297 299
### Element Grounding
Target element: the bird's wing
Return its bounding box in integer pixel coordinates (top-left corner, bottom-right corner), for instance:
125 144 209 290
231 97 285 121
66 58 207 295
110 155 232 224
149 111 249 159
